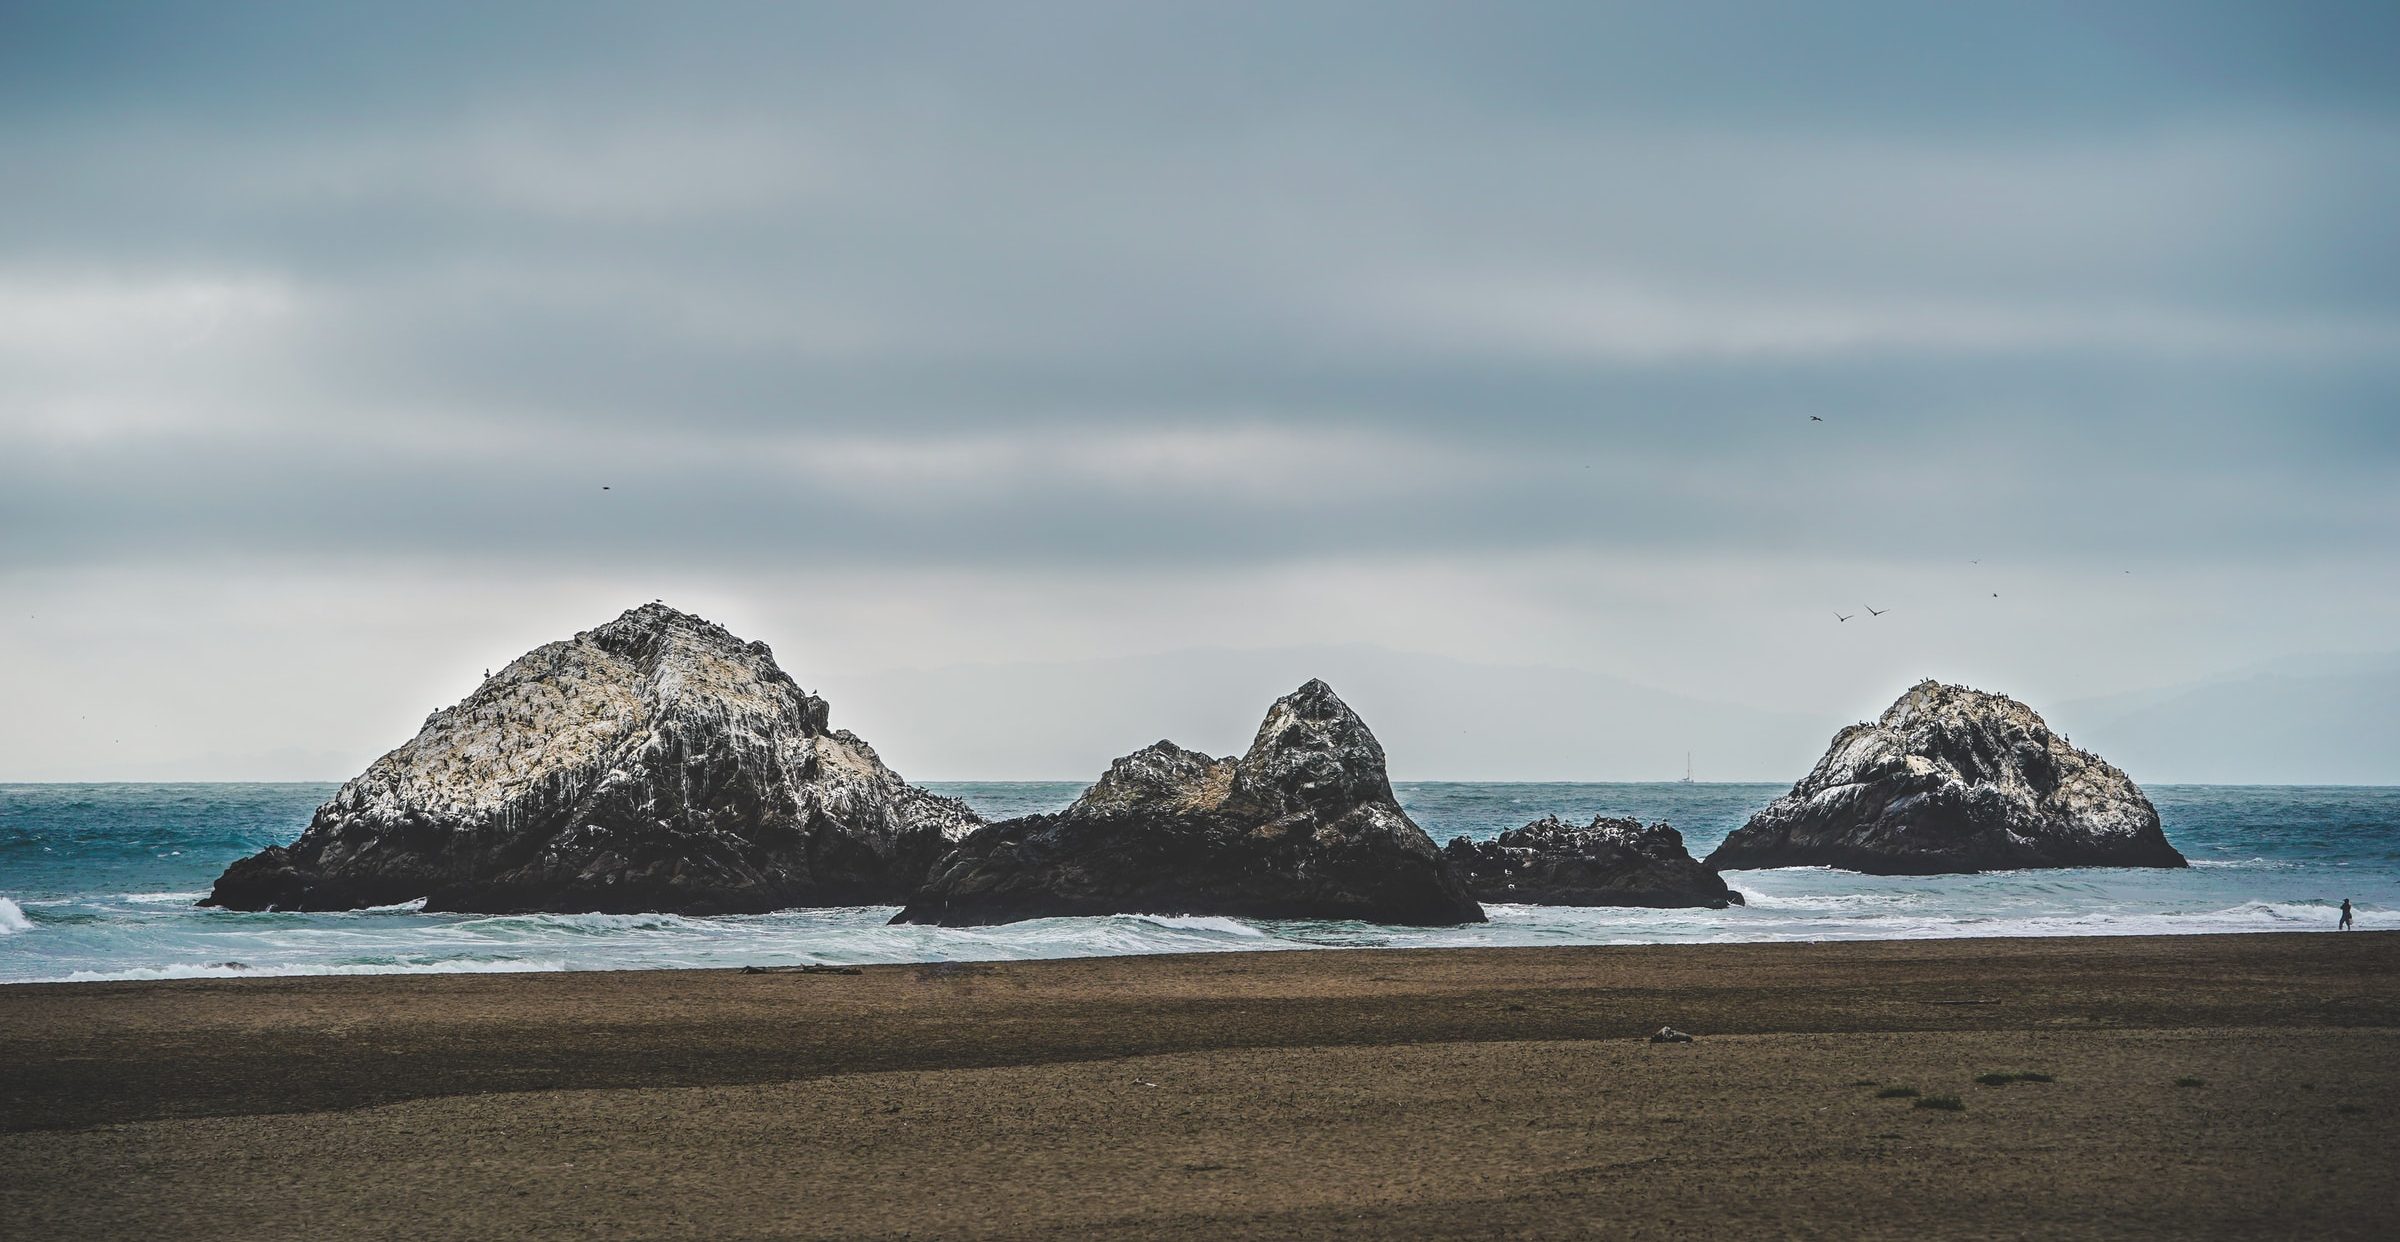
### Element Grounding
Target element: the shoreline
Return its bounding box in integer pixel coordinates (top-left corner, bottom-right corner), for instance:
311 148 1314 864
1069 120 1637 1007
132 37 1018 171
12 783 2389 989
6 931 2397 1238
0 915 2383 985
5 908 2378 988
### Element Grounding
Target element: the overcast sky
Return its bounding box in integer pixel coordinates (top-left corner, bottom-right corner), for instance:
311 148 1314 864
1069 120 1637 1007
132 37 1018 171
3 2 2396 781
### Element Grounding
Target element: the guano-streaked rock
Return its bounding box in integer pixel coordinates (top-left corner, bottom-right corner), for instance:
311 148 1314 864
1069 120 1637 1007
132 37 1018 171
203 604 979 914
892 680 1486 927
1704 680 2184 875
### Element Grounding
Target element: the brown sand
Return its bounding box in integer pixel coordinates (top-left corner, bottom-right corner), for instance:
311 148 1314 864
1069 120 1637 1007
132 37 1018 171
4 932 2396 1239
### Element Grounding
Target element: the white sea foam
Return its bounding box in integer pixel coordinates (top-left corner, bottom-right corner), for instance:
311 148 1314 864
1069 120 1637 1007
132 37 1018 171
1731 889 1925 913
1107 913 1270 937
122 890 210 905
454 911 721 935
6 784 2391 985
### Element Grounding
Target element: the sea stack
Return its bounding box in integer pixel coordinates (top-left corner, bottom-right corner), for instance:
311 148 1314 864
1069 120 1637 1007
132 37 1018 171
1444 816 1743 909
203 604 980 914
893 680 1486 927
1705 680 2184 875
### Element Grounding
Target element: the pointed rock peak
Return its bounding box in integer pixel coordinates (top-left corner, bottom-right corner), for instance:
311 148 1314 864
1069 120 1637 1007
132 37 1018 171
1233 679 1393 816
1287 678 1358 718
1247 678 1363 744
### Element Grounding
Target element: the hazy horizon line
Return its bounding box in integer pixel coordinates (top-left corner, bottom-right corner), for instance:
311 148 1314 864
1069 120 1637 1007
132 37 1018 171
5 777 2393 789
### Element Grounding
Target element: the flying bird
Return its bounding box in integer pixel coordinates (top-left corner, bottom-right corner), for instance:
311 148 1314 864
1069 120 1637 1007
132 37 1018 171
1865 606 1888 616
602 485 611 490
1835 611 1854 622
1810 416 1824 422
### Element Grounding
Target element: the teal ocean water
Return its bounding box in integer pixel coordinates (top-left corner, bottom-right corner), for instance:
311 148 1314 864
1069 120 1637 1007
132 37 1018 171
2 782 2392 984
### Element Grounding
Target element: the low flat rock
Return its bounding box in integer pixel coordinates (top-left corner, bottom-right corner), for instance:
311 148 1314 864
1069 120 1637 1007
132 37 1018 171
892 680 1486 927
1445 816 1743 908
1705 680 2185 875
204 604 979 914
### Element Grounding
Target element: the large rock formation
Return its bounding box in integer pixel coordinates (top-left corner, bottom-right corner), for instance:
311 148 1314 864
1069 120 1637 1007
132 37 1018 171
204 604 980 914
1444 816 1743 908
892 680 1486 927
1704 680 2184 875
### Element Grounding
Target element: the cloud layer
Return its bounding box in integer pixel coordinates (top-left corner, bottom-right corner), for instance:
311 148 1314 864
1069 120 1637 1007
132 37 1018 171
3 2 2396 779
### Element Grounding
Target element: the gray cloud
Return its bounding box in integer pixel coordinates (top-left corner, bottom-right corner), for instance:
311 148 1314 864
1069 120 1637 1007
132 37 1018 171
2 2 2396 779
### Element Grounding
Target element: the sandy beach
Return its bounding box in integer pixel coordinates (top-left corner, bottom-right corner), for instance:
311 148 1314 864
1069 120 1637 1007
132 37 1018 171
4 932 2395 1239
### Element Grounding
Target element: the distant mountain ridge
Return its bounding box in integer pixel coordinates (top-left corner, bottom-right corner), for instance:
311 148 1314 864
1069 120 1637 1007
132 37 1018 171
823 645 2400 787
36 645 2399 786
2051 652 2400 786
814 644 1831 783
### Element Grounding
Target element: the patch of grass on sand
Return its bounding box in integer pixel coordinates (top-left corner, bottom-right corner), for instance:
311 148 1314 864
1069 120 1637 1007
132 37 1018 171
2174 1077 2207 1088
1915 1095 1966 1111
1875 1086 1920 1099
1974 1071 2056 1086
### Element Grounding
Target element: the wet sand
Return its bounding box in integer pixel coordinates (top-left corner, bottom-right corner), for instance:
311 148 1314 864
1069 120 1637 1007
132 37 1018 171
4 932 2397 1239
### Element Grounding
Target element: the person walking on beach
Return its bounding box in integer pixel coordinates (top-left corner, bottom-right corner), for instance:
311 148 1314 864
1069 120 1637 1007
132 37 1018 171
2338 899 2353 930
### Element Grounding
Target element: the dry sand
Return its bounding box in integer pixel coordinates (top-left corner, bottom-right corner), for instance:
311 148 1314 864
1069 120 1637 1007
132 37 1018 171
4 932 2396 1239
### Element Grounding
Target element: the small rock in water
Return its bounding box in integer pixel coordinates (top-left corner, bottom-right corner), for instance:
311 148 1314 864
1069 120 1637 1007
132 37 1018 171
1650 1026 1695 1043
1444 816 1741 909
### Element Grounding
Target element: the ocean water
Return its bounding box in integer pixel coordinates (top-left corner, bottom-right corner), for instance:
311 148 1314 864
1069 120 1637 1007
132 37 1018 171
1 782 2392 984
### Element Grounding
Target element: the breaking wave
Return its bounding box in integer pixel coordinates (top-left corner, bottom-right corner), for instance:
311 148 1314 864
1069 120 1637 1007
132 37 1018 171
3 782 2393 984
122 890 210 905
